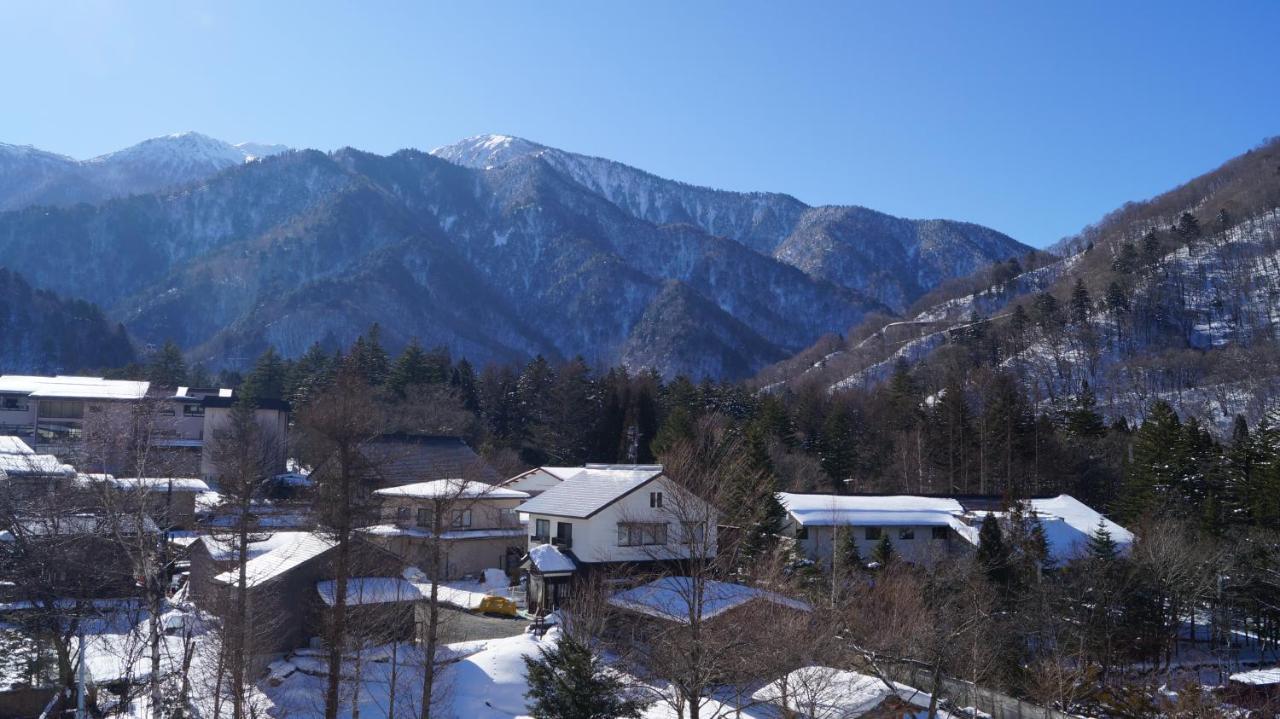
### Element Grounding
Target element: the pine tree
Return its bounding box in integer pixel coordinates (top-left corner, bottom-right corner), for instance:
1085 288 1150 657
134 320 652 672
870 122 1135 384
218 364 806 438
872 534 894 567
1105 282 1130 315
1064 381 1106 439
840 528 864 573
1140 230 1163 267
1118 400 1184 520
1086 521 1120 562
819 402 861 491
524 636 642 719
1070 278 1092 324
1176 211 1202 243
147 340 188 388
976 513 1009 584
1112 242 1140 275
387 339 433 397
241 347 287 402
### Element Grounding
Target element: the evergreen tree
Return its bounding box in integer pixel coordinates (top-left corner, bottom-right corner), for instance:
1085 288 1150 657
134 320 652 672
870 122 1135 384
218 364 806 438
450 358 480 412
1105 282 1130 316
872 533 894 567
1064 381 1106 439
241 347 287 402
287 342 335 407
1176 211 1202 243
387 339 433 397
1086 521 1120 562
524 636 643 719
347 324 390 385
1009 303 1029 337
840 528 864 573
976 513 1009 584
1112 242 1139 275
147 340 188 387
1140 230 1163 267
1118 400 1184 520
819 401 861 491
1069 279 1092 324
650 406 696 458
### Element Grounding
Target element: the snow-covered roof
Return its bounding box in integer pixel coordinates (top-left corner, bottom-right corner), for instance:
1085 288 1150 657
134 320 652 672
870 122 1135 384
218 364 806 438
195 531 310 562
76 475 211 493
609 576 810 623
0 514 159 541
361 524 525 541
316 577 421 607
525 543 577 574
516 465 663 518
0 375 150 400
752 666 937 718
780 493 966 528
213 532 335 587
373 479 528 500
1026 495 1133 561
1230 666 1280 686
0 453 76 477
0 436 34 455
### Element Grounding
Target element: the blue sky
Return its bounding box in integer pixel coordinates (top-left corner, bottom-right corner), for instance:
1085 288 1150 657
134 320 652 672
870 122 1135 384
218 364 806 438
2 1 1277 247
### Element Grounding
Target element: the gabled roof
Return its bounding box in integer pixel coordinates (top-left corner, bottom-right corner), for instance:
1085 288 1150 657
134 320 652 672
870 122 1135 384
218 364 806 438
0 436 34 455
609 576 810 623
213 532 336 587
752 666 938 718
515 465 664 518
356 435 501 486
374 479 528 500
524 543 578 575
0 514 159 541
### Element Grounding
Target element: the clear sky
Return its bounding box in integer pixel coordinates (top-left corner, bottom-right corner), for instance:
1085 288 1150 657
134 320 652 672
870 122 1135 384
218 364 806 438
2 1 1277 247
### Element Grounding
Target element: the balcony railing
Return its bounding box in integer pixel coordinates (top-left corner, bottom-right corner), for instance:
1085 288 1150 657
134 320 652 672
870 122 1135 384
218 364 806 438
552 536 572 549
531 534 551 545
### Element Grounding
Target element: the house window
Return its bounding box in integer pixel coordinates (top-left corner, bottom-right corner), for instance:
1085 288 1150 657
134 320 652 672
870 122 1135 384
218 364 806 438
0 396 29 412
682 521 706 545
183 404 205 417
555 522 573 548
416 508 433 528
864 527 881 541
37 399 84 419
617 522 667 546
899 528 915 540
395 506 410 522
796 525 809 540
931 526 950 540
534 519 551 542
451 510 472 528
649 491 663 509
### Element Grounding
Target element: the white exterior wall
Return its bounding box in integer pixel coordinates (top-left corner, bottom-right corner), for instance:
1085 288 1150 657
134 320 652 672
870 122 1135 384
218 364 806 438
503 470 563 496
526 477 717 564
791 523 962 567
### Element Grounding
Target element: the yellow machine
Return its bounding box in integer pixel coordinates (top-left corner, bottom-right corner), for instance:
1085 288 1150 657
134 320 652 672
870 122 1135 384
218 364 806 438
477 594 518 617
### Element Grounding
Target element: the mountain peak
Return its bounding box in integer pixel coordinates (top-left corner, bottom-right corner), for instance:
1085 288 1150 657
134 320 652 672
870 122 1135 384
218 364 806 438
430 134 547 169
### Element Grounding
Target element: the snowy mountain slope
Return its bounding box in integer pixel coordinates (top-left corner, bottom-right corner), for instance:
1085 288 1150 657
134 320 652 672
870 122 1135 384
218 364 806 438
432 134 1028 309
0 131 1019 378
759 136 1280 435
0 132 289 211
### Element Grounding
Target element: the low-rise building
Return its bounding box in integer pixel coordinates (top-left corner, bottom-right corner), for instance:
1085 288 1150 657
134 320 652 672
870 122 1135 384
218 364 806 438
515 464 719 612
74 474 211 529
779 493 1132 568
499 466 581 496
364 479 529 580
0 376 290 480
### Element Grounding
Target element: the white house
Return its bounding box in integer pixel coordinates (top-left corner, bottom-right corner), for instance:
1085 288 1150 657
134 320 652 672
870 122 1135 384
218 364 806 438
779 493 1132 569
514 464 719 611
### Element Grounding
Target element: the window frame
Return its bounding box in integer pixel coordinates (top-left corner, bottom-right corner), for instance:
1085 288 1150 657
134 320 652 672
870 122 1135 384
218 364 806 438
864 526 882 541
416 507 433 528
899 527 915 541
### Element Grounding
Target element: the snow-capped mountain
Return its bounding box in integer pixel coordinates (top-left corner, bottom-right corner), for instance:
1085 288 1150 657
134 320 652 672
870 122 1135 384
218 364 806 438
433 134 1026 311
0 132 289 211
0 133 1024 379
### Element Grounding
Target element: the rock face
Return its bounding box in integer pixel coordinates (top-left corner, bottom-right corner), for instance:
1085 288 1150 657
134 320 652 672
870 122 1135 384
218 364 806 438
0 134 1027 379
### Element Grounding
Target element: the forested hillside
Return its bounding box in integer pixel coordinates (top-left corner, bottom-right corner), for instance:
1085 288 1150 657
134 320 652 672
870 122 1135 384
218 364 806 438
0 268 135 373
759 137 1280 435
